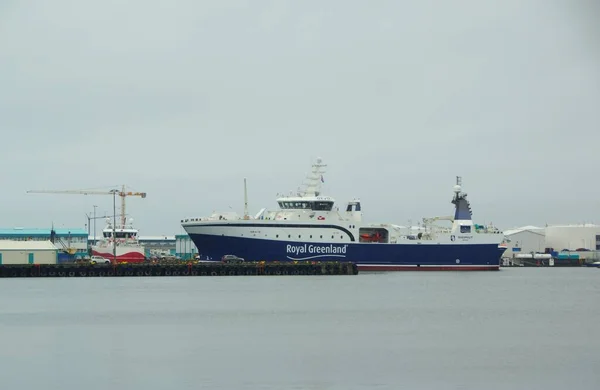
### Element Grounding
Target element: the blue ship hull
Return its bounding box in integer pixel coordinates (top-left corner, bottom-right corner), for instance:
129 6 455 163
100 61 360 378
188 234 504 271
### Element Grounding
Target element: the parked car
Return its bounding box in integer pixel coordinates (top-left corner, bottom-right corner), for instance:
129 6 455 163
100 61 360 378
221 254 244 264
90 255 111 265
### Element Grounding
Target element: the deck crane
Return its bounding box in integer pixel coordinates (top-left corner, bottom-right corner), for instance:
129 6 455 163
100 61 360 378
26 185 146 228
422 215 455 226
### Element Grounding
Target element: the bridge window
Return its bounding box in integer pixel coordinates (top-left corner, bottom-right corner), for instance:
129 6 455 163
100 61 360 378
277 201 334 210
313 202 333 211
346 203 361 212
279 201 313 209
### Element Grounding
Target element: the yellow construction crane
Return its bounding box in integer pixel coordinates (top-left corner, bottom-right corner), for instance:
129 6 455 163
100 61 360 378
27 185 146 228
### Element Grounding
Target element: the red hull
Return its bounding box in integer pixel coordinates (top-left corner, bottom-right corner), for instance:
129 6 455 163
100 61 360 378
91 250 146 264
358 264 500 271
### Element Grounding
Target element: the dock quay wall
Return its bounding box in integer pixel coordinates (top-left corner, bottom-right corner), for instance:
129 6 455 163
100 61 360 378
0 261 358 278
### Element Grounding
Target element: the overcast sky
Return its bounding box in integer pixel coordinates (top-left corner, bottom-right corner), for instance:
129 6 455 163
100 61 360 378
1 0 599 235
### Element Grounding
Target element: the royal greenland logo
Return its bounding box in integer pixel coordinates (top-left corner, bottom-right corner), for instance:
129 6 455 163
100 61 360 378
286 244 348 260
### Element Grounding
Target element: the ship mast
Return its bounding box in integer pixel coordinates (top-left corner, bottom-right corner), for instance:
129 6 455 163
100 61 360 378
243 178 249 220
298 157 327 197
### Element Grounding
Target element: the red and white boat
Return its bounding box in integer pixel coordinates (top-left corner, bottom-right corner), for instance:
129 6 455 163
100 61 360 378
92 218 145 263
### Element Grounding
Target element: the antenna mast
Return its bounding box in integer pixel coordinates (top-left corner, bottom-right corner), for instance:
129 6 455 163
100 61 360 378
298 157 327 197
243 178 249 220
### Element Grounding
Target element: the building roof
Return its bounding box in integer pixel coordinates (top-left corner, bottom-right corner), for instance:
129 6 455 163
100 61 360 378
0 228 88 237
546 224 600 228
503 225 545 236
0 240 58 250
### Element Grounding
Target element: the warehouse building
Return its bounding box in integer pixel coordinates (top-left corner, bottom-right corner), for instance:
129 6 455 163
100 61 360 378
0 240 58 264
175 234 198 260
138 236 176 257
501 225 546 258
501 224 600 263
544 224 600 251
0 227 88 259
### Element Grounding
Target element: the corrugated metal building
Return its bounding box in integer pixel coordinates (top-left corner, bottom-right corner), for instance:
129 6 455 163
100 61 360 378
0 240 58 264
176 234 198 260
544 224 600 251
502 226 546 258
138 236 176 257
0 227 89 259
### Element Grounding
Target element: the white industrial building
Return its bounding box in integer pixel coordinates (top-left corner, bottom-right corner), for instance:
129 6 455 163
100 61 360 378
0 240 58 264
175 234 198 260
501 226 546 258
500 224 600 263
544 224 600 251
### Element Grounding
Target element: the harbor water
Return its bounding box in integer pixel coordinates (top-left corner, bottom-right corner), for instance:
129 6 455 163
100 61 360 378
1 268 599 389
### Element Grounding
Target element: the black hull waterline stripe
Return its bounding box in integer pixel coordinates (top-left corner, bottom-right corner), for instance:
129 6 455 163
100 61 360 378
189 223 356 242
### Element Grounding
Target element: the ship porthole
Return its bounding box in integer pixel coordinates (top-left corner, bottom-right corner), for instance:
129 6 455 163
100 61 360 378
456 259 460 264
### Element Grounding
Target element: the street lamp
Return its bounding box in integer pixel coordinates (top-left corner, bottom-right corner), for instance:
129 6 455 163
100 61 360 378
85 214 90 238
93 205 97 246
85 212 91 255
110 189 117 264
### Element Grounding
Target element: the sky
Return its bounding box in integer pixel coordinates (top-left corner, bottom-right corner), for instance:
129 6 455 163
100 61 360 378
1 0 599 235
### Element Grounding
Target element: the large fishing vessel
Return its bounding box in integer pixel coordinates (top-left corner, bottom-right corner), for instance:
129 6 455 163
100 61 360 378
91 218 145 263
181 158 505 271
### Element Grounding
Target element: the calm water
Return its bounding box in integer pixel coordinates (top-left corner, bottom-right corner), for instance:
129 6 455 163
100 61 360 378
1 268 599 389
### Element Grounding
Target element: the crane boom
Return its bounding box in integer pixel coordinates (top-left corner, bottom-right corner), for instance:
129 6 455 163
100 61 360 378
27 185 146 227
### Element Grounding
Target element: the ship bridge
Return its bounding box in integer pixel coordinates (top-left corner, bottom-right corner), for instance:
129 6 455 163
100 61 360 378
276 196 336 211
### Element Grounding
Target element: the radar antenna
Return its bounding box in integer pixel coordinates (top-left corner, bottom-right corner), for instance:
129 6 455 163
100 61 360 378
451 176 472 220
297 157 327 197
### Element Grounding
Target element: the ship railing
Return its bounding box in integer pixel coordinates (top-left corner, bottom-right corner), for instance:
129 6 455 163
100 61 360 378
182 216 244 223
474 228 503 234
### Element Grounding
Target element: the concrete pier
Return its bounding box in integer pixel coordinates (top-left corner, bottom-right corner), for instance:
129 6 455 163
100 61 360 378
0 261 359 278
